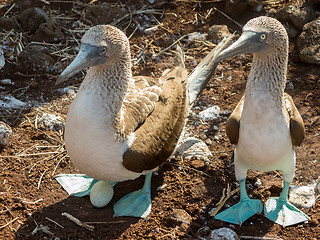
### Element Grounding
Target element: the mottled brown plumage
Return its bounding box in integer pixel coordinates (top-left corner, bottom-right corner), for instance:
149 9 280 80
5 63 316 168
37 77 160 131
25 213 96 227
55 24 228 217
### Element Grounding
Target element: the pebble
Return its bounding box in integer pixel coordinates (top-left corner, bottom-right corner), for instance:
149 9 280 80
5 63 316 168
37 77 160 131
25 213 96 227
0 47 4 70
175 137 213 161
288 185 315 208
166 209 192 226
38 113 64 131
0 122 12 146
297 18 320 65
207 227 240 240
198 106 221 121
254 178 262 187
0 95 26 109
207 25 231 44
0 79 13 85
188 32 207 42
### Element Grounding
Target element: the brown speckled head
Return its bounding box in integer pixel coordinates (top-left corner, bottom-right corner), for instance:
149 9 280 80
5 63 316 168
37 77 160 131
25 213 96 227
243 16 288 54
82 25 130 60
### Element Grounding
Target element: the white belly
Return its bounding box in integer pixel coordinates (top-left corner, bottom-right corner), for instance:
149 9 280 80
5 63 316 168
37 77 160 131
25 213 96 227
235 92 295 180
64 92 140 182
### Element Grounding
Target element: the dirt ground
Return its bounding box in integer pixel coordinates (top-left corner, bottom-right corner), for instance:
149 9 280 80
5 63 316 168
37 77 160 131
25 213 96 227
0 0 319 239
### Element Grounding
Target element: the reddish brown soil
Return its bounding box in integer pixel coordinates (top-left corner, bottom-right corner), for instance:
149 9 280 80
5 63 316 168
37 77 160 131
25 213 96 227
0 1 319 239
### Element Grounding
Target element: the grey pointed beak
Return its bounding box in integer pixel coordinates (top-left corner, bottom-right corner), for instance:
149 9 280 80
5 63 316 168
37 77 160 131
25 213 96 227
56 44 107 85
215 31 269 63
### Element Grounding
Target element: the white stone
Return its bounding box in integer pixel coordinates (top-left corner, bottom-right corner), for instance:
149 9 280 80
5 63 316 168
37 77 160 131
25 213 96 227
90 181 114 208
0 122 12 146
289 185 316 208
207 227 240 240
38 113 64 131
0 79 13 85
0 94 26 109
198 106 221 121
188 32 207 42
0 48 4 70
175 137 212 160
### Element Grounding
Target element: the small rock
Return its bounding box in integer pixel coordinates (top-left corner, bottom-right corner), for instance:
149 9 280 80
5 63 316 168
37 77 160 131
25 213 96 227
198 106 221 121
188 32 207 42
254 178 262 187
17 8 50 34
297 18 320 65
38 113 64 131
208 25 231 44
85 3 128 25
207 227 240 240
0 47 4 70
0 17 19 31
289 185 315 208
0 95 25 109
155 34 175 48
246 0 263 12
225 0 249 18
18 45 55 74
0 122 12 146
0 79 13 85
277 4 316 30
34 20 64 43
167 209 192 226
175 137 213 160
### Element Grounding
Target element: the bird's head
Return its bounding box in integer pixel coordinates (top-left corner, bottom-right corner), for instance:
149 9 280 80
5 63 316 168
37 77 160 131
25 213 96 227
215 16 288 62
56 25 130 85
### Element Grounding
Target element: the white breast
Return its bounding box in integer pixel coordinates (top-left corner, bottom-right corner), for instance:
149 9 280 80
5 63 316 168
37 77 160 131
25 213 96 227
235 91 294 174
64 90 140 182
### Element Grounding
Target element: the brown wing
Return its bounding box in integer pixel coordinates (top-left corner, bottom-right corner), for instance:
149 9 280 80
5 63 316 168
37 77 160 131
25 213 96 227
284 93 305 147
122 66 188 173
226 96 244 145
115 76 162 139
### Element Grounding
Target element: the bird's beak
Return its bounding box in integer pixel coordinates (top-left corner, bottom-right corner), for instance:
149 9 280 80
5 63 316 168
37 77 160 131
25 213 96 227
214 31 269 63
56 44 105 85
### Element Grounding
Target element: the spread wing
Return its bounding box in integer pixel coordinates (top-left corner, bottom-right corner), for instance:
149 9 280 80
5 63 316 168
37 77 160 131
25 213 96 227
284 93 305 147
115 76 162 139
226 96 244 145
122 67 188 173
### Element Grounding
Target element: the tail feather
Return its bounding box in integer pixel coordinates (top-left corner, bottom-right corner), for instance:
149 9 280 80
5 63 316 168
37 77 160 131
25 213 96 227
175 45 185 68
188 34 235 104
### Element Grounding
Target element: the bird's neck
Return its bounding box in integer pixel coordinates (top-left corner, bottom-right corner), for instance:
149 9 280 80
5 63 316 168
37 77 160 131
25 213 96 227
81 58 133 119
245 50 288 108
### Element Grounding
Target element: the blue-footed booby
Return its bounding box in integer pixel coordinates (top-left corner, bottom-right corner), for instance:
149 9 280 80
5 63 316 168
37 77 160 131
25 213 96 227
213 16 309 227
55 24 230 218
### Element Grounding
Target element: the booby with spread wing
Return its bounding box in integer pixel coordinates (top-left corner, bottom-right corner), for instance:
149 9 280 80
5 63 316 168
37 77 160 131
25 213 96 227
213 16 309 227
55 24 230 218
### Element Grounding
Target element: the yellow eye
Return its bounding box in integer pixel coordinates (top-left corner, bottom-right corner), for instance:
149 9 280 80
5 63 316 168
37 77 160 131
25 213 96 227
260 33 266 40
101 47 107 54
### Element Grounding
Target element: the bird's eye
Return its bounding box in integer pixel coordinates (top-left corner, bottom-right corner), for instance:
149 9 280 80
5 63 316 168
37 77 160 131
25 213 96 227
260 33 267 40
101 47 107 54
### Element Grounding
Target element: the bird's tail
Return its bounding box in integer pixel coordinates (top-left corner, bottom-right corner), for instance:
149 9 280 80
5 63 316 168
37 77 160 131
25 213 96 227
187 34 234 104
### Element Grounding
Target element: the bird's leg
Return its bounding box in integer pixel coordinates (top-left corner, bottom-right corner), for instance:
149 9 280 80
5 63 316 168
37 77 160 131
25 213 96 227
264 180 310 227
215 179 263 225
113 171 152 218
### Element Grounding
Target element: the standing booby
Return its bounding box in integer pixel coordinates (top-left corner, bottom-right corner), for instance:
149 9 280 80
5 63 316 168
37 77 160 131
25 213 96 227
55 24 228 218
213 16 309 227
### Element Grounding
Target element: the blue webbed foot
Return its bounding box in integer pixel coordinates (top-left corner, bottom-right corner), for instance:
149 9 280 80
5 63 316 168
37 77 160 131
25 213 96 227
113 172 153 218
264 197 310 227
215 198 263 225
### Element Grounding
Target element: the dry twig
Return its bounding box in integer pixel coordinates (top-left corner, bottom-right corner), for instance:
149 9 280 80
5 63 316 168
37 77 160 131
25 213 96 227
62 212 94 231
210 184 240 216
